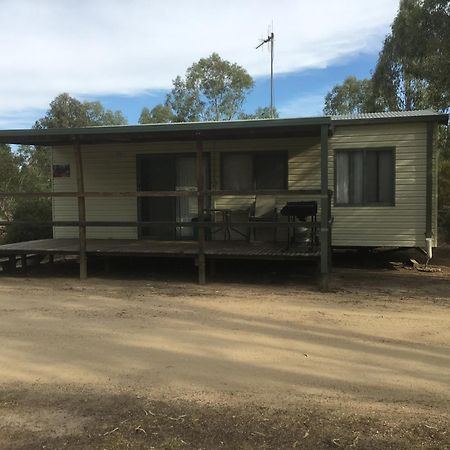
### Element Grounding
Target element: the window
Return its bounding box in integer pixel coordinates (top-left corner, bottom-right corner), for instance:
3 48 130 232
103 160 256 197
221 152 287 190
335 149 395 206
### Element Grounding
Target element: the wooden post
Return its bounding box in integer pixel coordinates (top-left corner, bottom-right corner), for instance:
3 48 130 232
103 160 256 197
74 140 87 280
328 191 333 273
196 136 206 285
8 255 16 273
425 122 433 240
319 124 330 291
21 255 27 273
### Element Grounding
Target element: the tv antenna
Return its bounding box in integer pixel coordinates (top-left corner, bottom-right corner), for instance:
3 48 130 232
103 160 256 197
256 25 275 117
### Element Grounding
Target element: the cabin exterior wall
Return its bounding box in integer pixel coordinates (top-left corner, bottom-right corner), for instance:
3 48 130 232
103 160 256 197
52 121 437 248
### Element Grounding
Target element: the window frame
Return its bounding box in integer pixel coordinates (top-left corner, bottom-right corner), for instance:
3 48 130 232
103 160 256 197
334 147 396 207
220 151 288 191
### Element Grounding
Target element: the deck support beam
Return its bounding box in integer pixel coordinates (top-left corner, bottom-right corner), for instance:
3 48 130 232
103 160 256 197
425 122 433 240
319 124 330 291
196 135 206 285
74 139 87 280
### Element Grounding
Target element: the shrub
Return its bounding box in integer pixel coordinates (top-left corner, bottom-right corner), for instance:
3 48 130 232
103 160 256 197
439 208 450 243
3 198 52 244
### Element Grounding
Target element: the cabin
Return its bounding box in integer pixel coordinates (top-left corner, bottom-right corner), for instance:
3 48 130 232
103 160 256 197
0 109 447 288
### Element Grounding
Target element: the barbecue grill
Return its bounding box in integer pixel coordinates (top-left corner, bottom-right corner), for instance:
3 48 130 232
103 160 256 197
280 201 317 221
280 201 318 248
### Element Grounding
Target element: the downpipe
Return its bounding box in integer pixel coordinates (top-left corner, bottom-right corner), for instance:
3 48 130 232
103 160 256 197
425 237 433 266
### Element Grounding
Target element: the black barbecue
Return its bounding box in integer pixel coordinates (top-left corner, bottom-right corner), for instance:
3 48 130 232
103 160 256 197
280 201 317 220
280 201 318 248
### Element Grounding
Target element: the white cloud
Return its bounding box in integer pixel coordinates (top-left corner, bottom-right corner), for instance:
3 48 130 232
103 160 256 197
0 0 399 128
278 93 328 118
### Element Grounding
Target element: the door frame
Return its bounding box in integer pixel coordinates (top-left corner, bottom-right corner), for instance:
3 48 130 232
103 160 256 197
136 152 211 240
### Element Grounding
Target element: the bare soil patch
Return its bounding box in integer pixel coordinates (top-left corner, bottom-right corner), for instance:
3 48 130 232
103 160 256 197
0 249 449 449
1 387 449 450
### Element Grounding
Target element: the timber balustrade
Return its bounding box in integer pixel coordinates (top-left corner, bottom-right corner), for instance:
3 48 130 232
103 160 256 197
0 189 333 285
0 189 330 198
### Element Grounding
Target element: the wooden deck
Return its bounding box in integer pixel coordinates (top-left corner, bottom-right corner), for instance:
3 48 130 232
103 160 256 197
0 239 319 261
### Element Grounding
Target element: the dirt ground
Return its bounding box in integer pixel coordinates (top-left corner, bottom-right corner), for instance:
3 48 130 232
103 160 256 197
0 249 449 449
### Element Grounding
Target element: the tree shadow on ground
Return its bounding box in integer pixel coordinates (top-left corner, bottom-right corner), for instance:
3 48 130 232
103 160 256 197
0 385 449 450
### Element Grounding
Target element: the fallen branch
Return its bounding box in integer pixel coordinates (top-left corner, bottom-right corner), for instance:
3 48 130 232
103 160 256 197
135 425 147 434
168 414 187 421
102 427 119 436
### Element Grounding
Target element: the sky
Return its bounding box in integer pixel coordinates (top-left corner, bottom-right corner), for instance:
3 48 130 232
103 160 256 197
0 0 400 129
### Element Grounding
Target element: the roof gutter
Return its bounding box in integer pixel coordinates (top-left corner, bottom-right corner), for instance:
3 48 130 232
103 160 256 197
331 113 448 127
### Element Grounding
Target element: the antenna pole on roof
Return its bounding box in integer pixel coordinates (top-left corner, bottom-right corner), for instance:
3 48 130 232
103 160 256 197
256 26 275 118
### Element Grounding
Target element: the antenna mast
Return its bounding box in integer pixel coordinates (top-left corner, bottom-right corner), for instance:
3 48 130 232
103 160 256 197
256 28 275 117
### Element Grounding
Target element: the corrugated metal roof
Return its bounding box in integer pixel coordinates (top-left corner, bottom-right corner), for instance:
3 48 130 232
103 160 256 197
0 109 446 146
0 116 331 145
331 109 448 124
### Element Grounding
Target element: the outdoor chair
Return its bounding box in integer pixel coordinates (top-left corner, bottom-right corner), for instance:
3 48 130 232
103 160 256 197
248 195 278 241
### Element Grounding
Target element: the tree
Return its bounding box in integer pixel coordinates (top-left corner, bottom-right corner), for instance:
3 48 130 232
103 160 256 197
323 0 450 238
141 53 255 123
1 94 129 243
3 198 52 244
372 30 430 111
15 145 51 191
324 1 450 115
35 93 128 129
323 77 377 115
372 0 450 112
139 105 174 124
372 0 450 238
0 144 53 243
239 106 279 120
0 144 21 223
30 93 128 194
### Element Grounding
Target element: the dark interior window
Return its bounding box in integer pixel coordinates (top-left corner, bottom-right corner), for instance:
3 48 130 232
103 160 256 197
336 149 394 205
254 154 286 189
221 154 253 190
221 152 286 190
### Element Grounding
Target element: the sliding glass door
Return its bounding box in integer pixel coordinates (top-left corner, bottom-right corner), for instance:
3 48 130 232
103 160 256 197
138 154 209 240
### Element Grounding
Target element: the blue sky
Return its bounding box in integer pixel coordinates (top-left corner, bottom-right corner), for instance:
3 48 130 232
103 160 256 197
94 52 378 123
0 1 398 128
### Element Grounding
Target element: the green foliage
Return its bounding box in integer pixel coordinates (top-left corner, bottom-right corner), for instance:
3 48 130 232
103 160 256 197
323 0 450 222
323 77 378 115
372 36 430 111
179 52 254 121
239 106 279 120
324 0 450 114
34 93 128 129
16 145 51 191
141 53 254 123
0 144 21 223
439 157 450 207
139 105 174 124
166 74 205 122
0 93 129 243
0 144 21 193
0 144 51 243
439 209 450 242
3 198 52 244
372 0 450 111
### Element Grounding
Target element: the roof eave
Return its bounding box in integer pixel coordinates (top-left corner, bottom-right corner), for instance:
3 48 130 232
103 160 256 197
0 117 332 146
332 113 449 126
